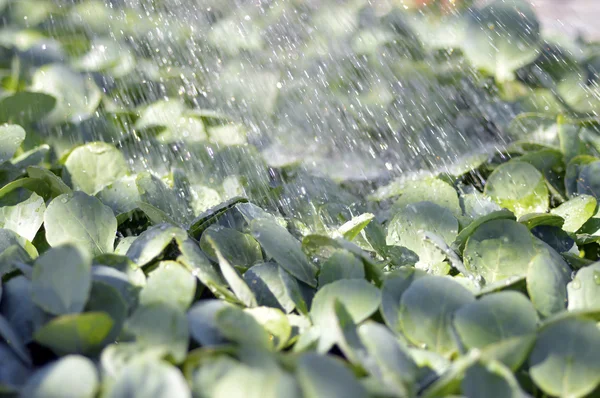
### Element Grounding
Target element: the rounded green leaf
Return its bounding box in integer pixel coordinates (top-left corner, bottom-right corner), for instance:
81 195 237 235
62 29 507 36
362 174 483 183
399 276 474 355
0 92 56 126
187 300 230 347
0 342 31 391
27 166 72 198
551 194 597 233
530 319 600 398
125 303 189 364
31 245 92 315
484 160 548 217
33 312 113 356
380 268 427 333
463 0 540 81
96 175 141 216
251 218 318 287
104 360 191 398
0 124 25 164
44 192 117 256
126 224 187 267
243 262 296 313
568 262 600 311
527 244 571 317
200 225 262 270
85 281 127 346
136 172 192 226
0 192 46 241
296 353 368 398
386 201 459 267
213 365 300 398
245 307 292 351
461 361 524 398
454 291 538 350
65 142 129 195
310 279 381 352
31 64 101 124
464 219 536 285
214 306 270 350
20 355 98 398
577 161 600 199
317 249 365 287
140 261 196 311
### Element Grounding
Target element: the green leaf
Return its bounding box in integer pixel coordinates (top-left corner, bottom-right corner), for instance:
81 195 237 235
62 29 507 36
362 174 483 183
84 281 127 346
527 246 571 318
200 225 262 270
577 161 600 199
461 360 524 398
205 235 257 308
64 142 129 195
380 268 427 334
126 224 187 267
463 219 536 285
251 218 318 287
529 318 600 398
243 262 296 313
0 342 31 391
387 201 459 268
0 125 25 164
136 172 192 226
296 353 368 398
33 312 113 356
336 213 374 241
245 307 292 351
31 64 101 124
452 210 516 253
96 175 141 216
463 0 540 81
188 196 248 239
371 177 461 215
32 244 92 315
91 266 142 313
358 322 418 395
565 155 597 199
567 262 600 311
212 364 300 398
484 160 549 217
399 276 474 356
310 279 381 352
176 237 236 302
279 267 309 315
454 292 538 351
214 306 270 350
20 355 98 398
0 92 56 126
27 166 72 198
0 276 44 344
551 194 597 233
140 261 196 311
317 249 365 287
104 359 191 398
479 334 537 371
0 192 45 241
518 213 564 230
44 192 117 256
0 315 30 366
125 302 189 363
186 300 230 347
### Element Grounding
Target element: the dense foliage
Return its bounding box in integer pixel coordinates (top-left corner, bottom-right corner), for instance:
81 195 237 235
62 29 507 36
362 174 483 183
1 0 600 397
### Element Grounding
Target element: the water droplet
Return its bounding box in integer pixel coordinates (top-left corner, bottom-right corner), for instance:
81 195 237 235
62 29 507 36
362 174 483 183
571 278 581 290
594 271 600 285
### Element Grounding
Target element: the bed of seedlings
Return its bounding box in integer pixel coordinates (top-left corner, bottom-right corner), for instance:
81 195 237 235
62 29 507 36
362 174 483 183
1 0 600 397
